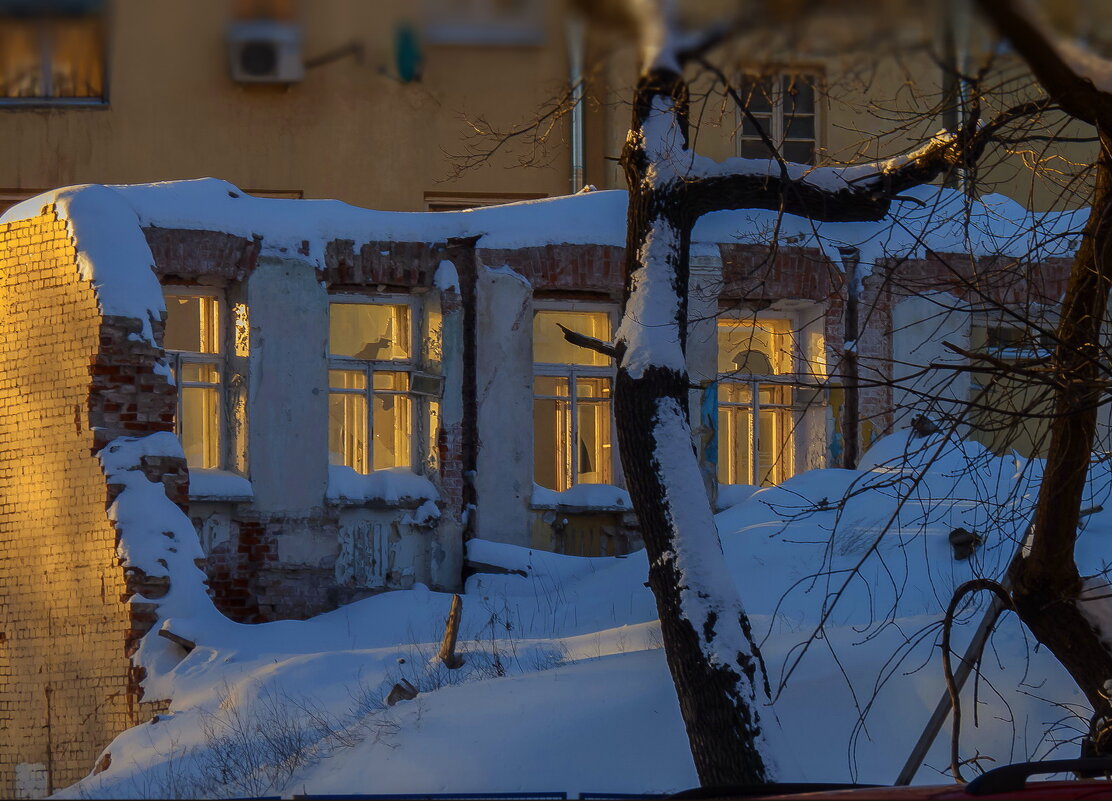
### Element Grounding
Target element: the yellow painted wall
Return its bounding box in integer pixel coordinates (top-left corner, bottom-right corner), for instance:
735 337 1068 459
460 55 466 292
0 1 578 211
0 2 1105 213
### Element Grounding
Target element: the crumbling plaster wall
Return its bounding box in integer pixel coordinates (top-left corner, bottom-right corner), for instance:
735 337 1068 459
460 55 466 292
472 263 535 546
248 256 330 513
152 236 468 621
0 208 172 798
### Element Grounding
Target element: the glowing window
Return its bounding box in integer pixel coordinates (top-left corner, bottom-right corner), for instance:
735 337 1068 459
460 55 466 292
164 293 223 470
533 309 614 491
328 301 414 473
716 318 796 486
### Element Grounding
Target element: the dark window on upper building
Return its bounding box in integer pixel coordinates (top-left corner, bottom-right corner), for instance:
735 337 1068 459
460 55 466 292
0 0 105 102
738 70 820 166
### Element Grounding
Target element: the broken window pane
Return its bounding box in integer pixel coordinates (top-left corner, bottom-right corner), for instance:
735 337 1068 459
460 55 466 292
328 302 416 473
576 392 612 485
372 389 411 470
757 407 792 485
330 369 367 391
534 375 570 397
329 390 368 474
181 362 220 384
165 295 220 354
533 395 570 491
717 406 752 485
717 318 792 375
330 303 410 360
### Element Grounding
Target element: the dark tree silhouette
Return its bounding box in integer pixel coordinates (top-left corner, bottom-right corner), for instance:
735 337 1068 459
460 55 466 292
567 0 1045 785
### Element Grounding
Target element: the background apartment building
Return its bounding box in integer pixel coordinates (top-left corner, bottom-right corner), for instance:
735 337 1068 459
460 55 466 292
0 0 1104 216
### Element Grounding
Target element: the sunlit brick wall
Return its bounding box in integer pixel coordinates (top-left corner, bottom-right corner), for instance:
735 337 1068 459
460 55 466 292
0 208 162 797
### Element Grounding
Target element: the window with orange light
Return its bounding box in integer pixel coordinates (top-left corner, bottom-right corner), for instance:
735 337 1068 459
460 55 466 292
164 291 224 470
716 317 796 487
532 307 615 492
328 299 415 474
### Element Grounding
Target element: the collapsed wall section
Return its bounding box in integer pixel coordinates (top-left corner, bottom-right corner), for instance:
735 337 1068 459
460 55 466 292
0 208 173 798
0 209 124 796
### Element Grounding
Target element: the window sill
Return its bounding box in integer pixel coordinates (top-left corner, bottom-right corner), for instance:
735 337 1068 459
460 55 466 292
0 98 108 109
188 469 254 502
530 483 632 514
325 465 439 508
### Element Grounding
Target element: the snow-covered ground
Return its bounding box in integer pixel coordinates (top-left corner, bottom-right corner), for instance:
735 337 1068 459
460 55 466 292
62 430 1112 798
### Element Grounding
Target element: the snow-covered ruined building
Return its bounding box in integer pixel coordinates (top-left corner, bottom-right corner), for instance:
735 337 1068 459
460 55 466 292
0 178 1083 796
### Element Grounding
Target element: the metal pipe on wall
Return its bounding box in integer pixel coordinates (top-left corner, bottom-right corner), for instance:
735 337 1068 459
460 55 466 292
567 15 585 194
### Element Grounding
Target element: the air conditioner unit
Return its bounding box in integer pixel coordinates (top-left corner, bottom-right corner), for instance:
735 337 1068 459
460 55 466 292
227 20 304 84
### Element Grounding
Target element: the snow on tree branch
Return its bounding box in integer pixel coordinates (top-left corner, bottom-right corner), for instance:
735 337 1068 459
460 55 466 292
633 88 1047 223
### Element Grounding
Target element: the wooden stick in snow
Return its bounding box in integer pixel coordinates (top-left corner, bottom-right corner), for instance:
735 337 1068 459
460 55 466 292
438 593 464 669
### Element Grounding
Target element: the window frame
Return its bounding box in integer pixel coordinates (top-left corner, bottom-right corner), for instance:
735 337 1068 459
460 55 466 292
736 68 823 166
423 191 547 212
715 311 817 486
0 2 109 108
966 312 1058 457
532 301 621 491
327 294 420 474
162 287 226 471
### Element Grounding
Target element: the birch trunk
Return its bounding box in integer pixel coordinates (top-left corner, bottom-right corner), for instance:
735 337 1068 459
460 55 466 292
615 66 773 787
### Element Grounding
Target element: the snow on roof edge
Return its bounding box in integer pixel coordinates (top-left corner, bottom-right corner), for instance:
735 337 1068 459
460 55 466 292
1 179 1089 304
4 183 166 344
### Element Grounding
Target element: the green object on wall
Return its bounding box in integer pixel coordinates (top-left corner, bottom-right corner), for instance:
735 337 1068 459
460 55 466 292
395 23 422 83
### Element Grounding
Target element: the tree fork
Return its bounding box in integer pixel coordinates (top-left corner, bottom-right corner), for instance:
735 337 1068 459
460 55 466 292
613 64 771 785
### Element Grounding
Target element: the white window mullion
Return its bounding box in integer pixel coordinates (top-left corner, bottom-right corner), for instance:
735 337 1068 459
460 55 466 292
371 364 380 476
174 352 183 444
569 372 579 485
750 380 760 485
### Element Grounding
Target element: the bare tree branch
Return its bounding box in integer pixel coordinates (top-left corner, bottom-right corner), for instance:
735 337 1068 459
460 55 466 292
975 0 1109 126
683 99 1051 222
942 579 1014 782
557 323 622 359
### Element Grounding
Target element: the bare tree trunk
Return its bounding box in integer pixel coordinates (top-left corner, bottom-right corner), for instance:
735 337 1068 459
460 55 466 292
614 68 772 788
1009 134 1112 744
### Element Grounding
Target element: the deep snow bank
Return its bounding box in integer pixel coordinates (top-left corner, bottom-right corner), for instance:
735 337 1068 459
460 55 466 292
61 430 1112 797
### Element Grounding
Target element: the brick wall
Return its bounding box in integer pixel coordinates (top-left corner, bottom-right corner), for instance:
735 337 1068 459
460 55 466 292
324 239 441 288
0 208 172 797
480 244 625 297
145 227 260 283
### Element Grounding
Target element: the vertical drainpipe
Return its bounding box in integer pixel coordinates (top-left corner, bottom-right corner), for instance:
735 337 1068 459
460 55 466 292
942 0 971 195
567 16 585 194
839 247 860 470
